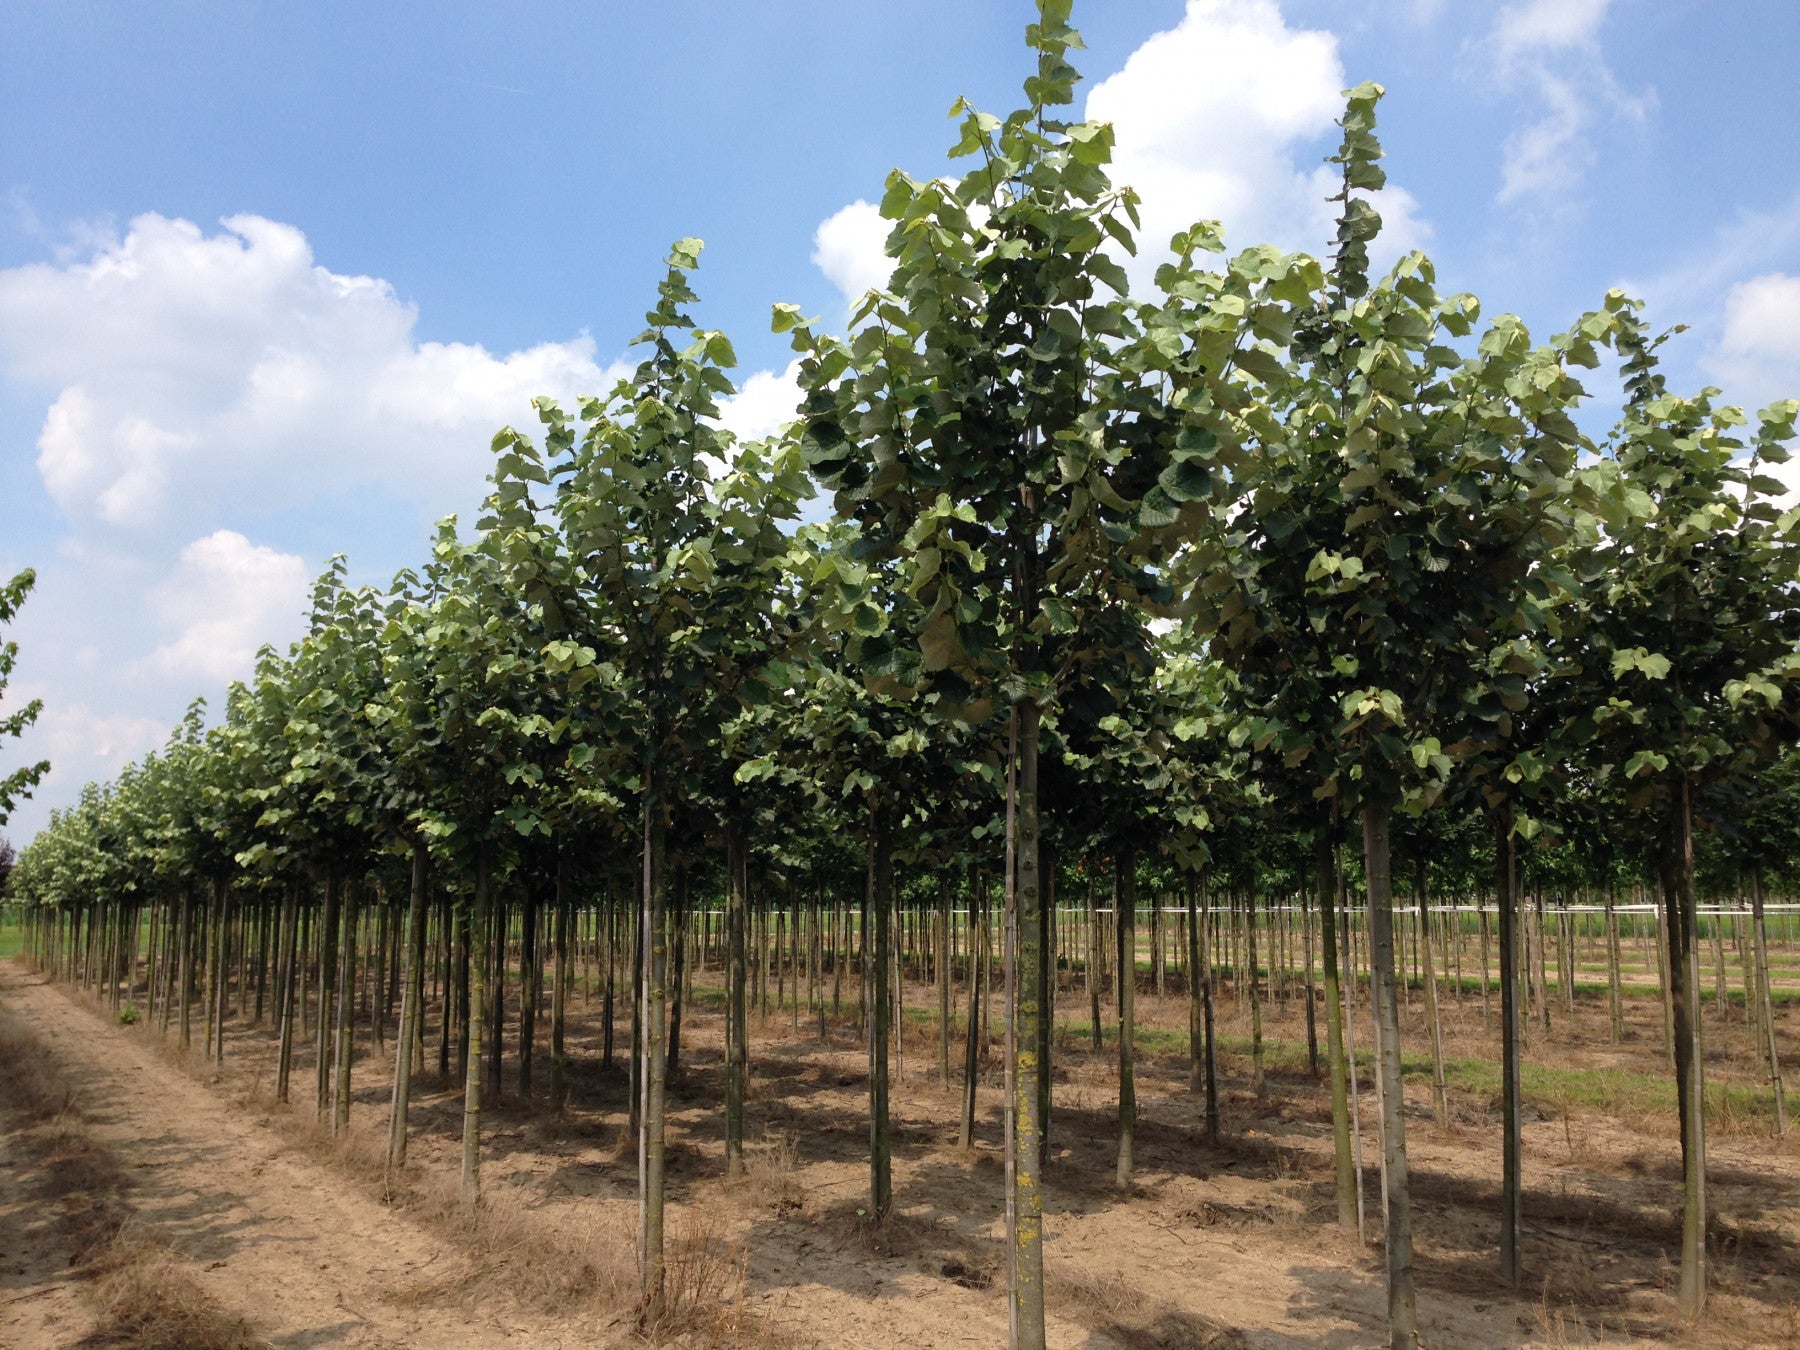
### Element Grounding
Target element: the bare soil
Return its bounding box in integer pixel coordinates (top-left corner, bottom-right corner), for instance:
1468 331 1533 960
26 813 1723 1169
4 953 1798 1348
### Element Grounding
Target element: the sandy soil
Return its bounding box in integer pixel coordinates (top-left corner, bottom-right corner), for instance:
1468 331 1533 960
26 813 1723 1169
0 964 585 1349
3 952 1798 1349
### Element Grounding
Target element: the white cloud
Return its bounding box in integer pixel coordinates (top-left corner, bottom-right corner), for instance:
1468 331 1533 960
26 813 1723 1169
1697 273 1800 430
1085 0 1429 277
1491 0 1610 57
34 702 167 773
1480 0 1652 209
142 530 309 685
811 201 893 306
717 360 803 442
0 212 621 543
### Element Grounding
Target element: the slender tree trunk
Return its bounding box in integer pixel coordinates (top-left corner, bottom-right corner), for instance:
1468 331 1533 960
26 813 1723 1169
1246 887 1264 1099
388 842 429 1170
551 852 570 1112
638 795 670 1306
1318 829 1356 1235
1417 857 1448 1129
1496 814 1523 1288
519 884 539 1098
1750 868 1786 1134
316 868 341 1119
1363 803 1418 1349
960 863 982 1149
725 825 749 1175
332 878 358 1135
175 892 193 1051
461 846 490 1205
1114 845 1136 1190
1606 875 1624 1044
1303 875 1319 1077
869 804 893 1220
939 871 953 1089
276 882 300 1102
1006 701 1048 1350
1665 779 1707 1321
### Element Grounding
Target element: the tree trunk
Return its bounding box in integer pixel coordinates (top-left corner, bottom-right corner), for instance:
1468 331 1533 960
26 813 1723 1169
637 795 670 1305
389 842 429 1170
960 863 982 1149
1750 869 1786 1134
938 871 953 1089
316 869 340 1118
276 880 300 1104
1007 701 1047 1350
1606 874 1624 1044
1496 814 1523 1288
461 847 490 1204
1417 856 1448 1129
1318 828 1356 1235
1363 803 1418 1349
725 825 749 1175
1114 845 1136 1190
551 852 570 1111
869 804 893 1220
333 878 358 1135
1664 779 1707 1321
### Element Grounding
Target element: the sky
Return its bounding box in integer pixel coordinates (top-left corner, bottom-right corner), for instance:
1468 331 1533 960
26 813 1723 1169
3 0 1799 844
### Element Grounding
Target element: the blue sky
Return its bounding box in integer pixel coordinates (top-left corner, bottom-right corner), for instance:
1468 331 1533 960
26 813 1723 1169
3 0 1799 843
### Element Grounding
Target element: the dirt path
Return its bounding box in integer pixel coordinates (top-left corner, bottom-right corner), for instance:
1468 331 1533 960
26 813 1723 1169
0 966 591 1350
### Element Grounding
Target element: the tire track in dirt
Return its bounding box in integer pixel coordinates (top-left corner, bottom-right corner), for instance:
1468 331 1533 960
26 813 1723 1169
0 966 592 1350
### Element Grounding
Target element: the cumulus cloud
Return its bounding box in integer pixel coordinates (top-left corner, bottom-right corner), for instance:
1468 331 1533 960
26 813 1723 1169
1703 273 1800 417
1086 0 1429 274
805 1 1430 309
32 701 167 776
717 361 804 442
811 201 893 308
141 530 310 685
0 212 620 543
1480 0 1653 208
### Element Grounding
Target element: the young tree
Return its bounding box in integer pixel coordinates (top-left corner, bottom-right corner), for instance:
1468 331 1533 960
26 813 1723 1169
785 10 1309 1339
1 568 50 826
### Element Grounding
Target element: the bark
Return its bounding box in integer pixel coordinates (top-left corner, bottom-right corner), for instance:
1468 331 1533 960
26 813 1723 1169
551 852 570 1111
276 882 299 1103
637 796 670 1305
1247 887 1264 1099
1416 856 1448 1129
316 868 341 1119
333 878 358 1136
1664 779 1707 1320
1114 845 1136 1190
1495 815 1523 1288
1751 868 1786 1134
388 842 429 1170
1363 802 1418 1349
668 867 688 1083
1008 703 1047 1350
1606 875 1625 1044
869 804 893 1220
519 884 539 1097
725 825 749 1175
938 871 953 1089
959 863 982 1149
1317 829 1357 1235
461 847 490 1205
176 889 192 1049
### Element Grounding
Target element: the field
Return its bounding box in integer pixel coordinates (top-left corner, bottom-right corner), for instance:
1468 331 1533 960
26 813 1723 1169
4 913 1797 1350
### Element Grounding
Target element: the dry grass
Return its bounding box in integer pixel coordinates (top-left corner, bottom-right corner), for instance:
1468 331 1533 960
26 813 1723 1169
0 1002 260 1350
1047 1262 1248 1348
81 1228 260 1350
729 1132 808 1218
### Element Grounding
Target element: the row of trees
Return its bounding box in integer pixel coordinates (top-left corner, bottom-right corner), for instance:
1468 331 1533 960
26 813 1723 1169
7 5 1800 1344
